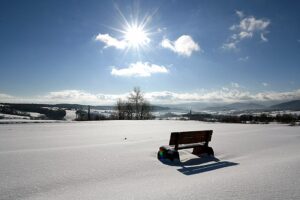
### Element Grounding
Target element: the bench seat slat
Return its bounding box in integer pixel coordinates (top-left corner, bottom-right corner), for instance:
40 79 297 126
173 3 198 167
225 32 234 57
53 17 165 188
178 136 208 144
162 143 205 150
176 143 205 149
169 130 212 145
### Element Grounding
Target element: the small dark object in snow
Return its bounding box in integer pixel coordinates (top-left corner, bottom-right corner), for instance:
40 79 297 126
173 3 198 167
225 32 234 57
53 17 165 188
124 137 127 140
158 146 179 161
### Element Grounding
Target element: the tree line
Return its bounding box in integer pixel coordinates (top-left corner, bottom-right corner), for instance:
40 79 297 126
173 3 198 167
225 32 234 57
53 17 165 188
0 104 66 120
75 87 154 121
183 113 300 124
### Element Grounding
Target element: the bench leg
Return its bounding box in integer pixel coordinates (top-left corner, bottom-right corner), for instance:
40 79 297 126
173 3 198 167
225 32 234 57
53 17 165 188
207 147 214 156
192 146 214 156
172 151 180 161
192 146 205 156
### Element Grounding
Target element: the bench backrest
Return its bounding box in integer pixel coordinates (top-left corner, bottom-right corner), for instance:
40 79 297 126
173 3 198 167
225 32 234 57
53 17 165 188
169 130 213 149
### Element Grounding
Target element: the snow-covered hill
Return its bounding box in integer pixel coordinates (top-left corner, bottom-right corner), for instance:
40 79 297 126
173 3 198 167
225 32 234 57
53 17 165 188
0 121 299 199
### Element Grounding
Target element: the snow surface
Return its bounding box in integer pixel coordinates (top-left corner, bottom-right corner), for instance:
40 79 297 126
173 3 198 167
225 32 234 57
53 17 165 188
26 112 44 118
0 113 30 120
0 119 65 124
0 121 300 200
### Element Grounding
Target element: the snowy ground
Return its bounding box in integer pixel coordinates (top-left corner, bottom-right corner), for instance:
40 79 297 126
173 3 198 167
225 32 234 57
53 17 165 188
0 119 65 124
0 121 299 200
0 113 30 120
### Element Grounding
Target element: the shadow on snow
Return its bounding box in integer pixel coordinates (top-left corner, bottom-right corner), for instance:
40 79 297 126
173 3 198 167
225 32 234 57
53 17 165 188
159 155 239 176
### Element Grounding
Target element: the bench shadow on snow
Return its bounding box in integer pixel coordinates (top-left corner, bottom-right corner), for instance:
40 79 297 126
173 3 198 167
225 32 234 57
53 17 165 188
159 155 239 176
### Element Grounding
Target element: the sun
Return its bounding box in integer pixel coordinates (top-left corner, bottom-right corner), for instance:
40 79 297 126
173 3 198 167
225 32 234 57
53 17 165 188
124 24 150 48
109 5 155 52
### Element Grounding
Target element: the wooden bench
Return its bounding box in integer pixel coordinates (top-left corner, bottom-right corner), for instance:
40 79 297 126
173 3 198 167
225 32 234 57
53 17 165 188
158 130 214 161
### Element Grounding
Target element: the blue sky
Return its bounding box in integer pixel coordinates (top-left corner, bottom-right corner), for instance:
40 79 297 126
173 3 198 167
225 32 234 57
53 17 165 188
0 0 300 105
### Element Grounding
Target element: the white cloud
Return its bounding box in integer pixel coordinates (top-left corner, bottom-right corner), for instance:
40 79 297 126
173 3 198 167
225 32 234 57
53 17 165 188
254 90 300 101
222 41 238 50
2 88 300 105
230 82 240 88
239 31 253 39
43 90 128 104
260 33 268 42
223 12 270 50
95 33 127 49
146 89 300 104
157 27 167 33
262 82 269 87
238 16 270 32
45 90 100 102
145 89 252 103
0 91 126 105
236 10 244 18
238 56 249 61
0 93 14 99
111 62 169 77
161 35 200 57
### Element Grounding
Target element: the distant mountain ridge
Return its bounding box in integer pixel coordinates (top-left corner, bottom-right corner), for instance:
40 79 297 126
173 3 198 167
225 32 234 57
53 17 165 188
204 102 266 111
270 100 300 111
204 100 300 112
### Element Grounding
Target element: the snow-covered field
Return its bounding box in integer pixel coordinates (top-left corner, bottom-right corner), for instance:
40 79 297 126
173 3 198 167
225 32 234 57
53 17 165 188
0 121 299 200
0 113 30 120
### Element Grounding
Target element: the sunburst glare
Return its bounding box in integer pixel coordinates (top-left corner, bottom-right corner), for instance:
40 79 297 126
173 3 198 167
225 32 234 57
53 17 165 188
109 4 158 54
124 24 150 48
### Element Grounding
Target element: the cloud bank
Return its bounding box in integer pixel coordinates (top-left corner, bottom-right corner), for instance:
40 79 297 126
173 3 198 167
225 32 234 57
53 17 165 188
2 88 300 105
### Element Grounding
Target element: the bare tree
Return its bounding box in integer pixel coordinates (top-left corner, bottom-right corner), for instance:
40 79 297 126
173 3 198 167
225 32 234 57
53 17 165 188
116 99 126 120
115 87 153 120
125 102 133 120
128 87 144 119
